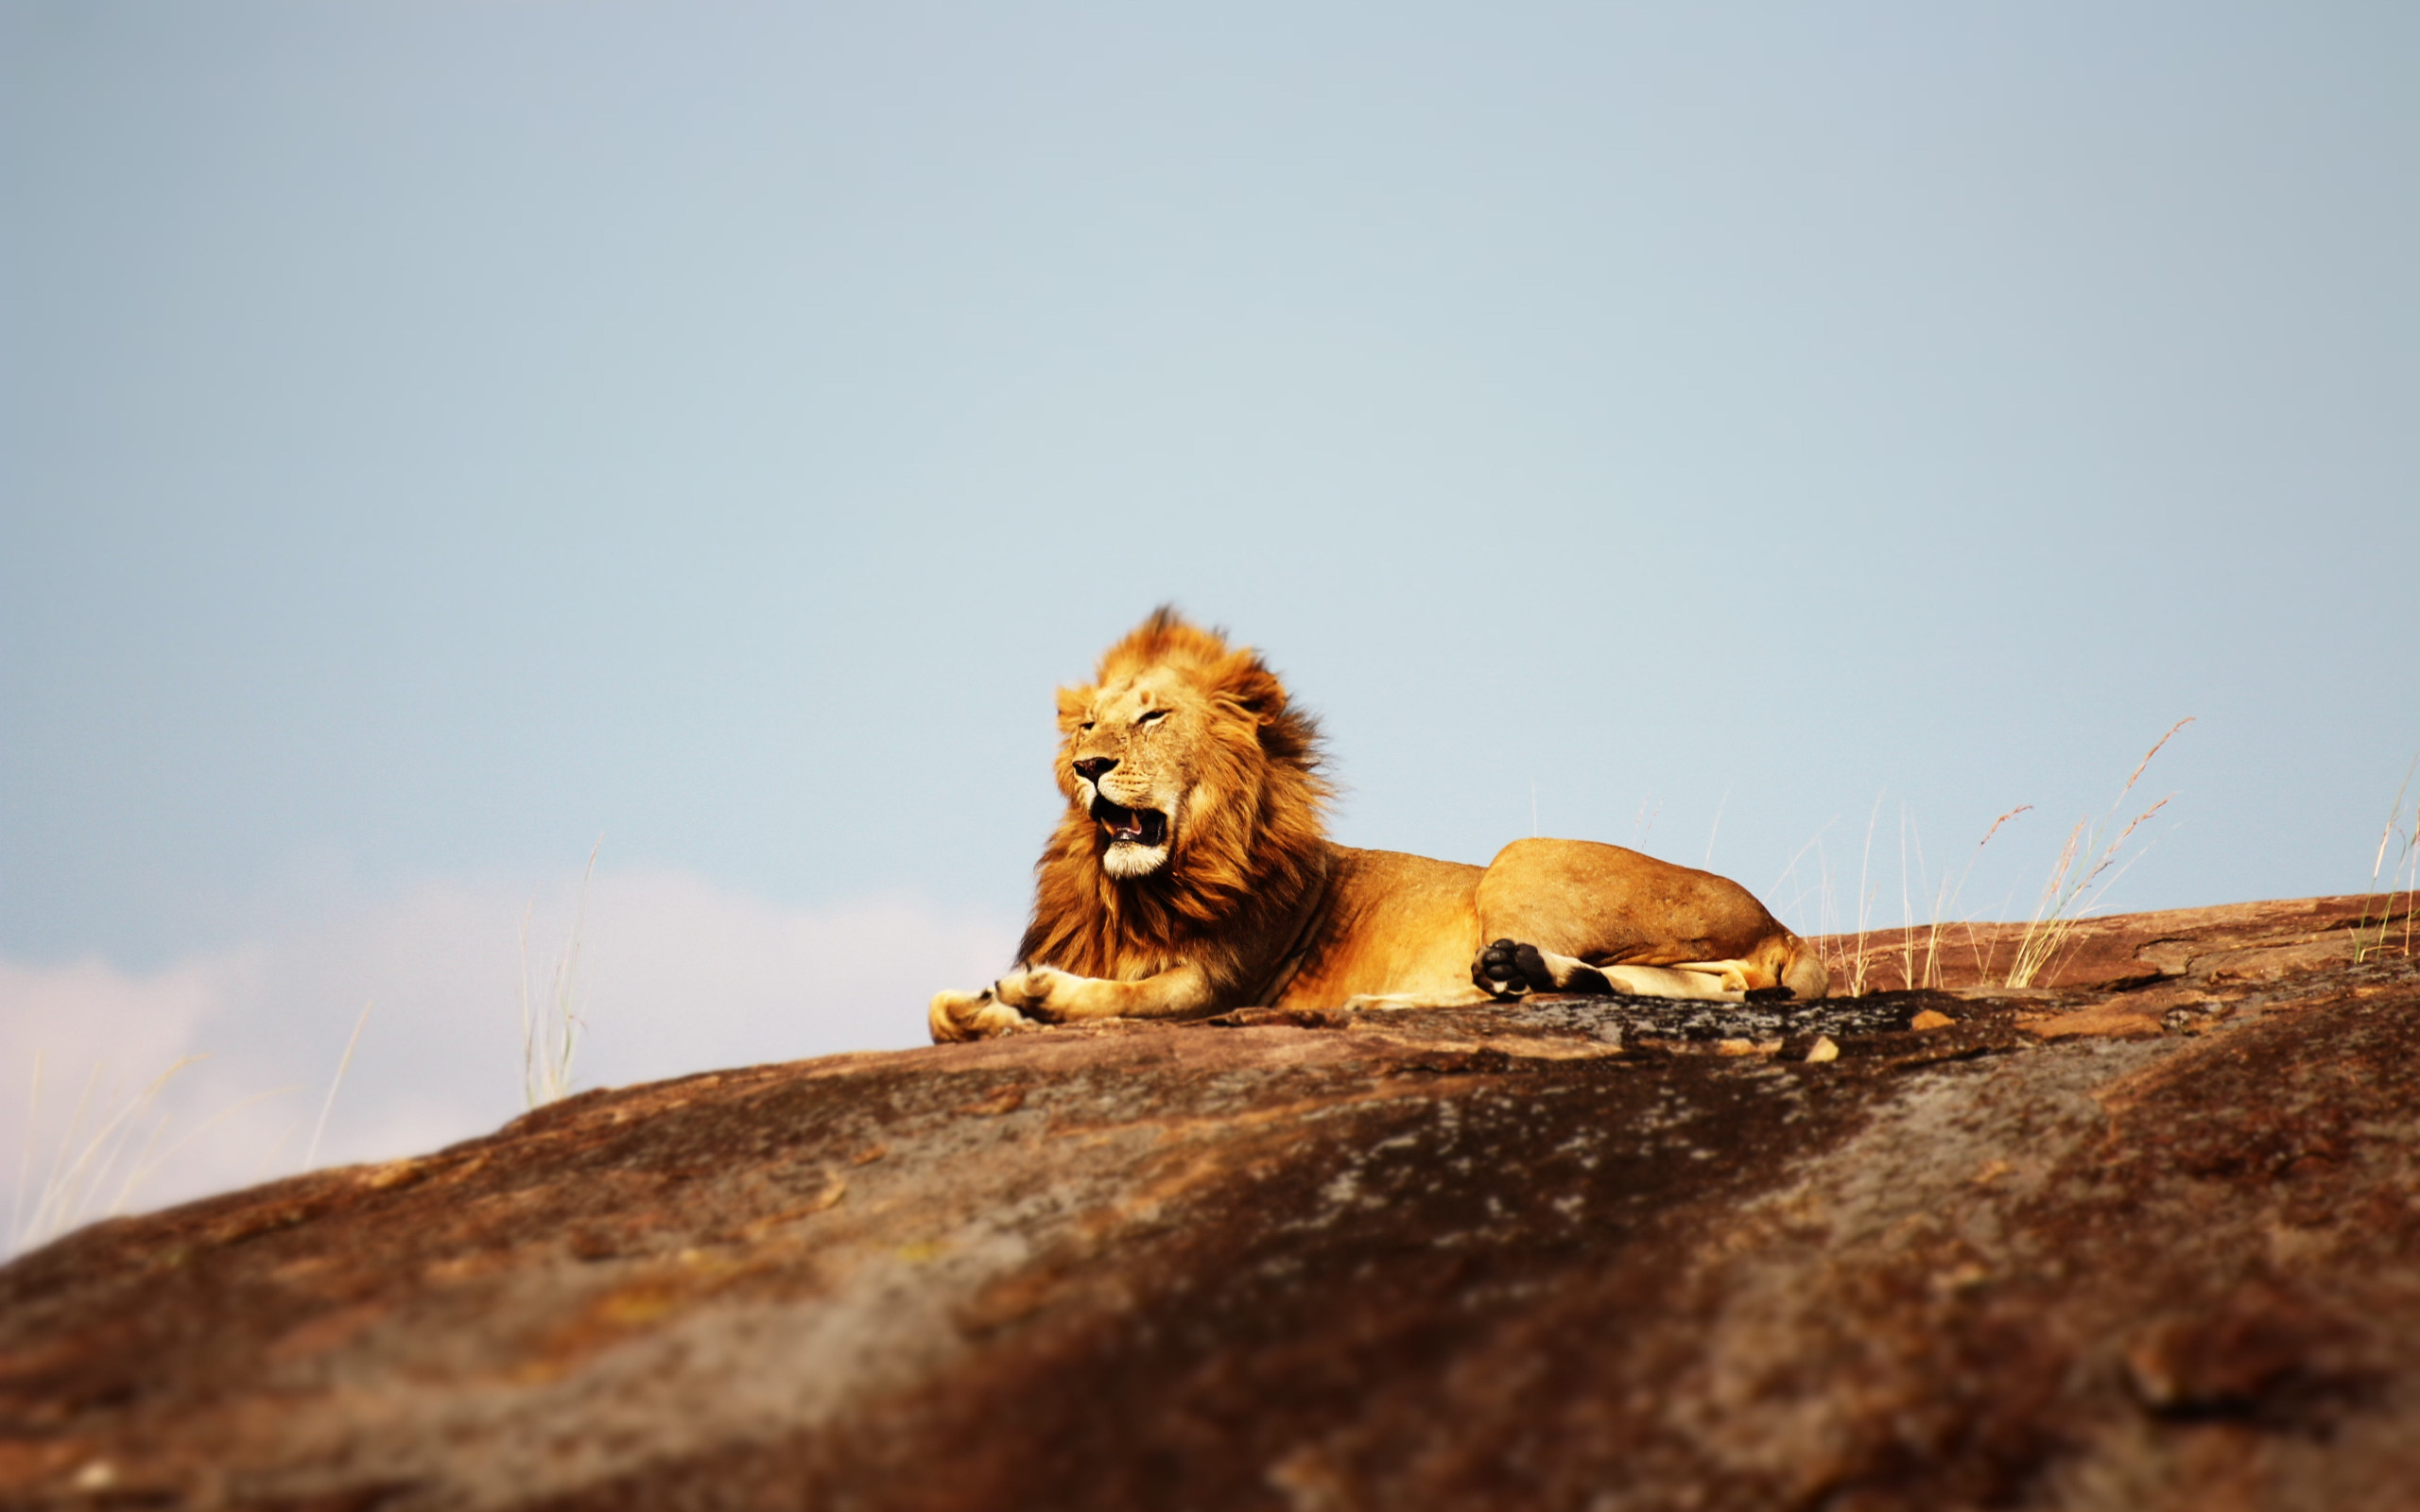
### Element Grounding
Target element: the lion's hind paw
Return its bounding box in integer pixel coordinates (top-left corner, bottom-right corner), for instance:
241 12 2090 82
1474 939 1556 1001
1476 940 1620 1000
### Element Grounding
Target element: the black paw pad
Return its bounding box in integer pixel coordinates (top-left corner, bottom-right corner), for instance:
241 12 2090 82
1475 939 1559 998
1512 943 1555 991
1475 939 1526 997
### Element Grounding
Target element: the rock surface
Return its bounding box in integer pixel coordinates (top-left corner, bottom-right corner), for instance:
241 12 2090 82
4 894 2417 1511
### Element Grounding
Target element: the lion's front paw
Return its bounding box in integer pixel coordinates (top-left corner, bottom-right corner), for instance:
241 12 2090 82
1473 939 1556 1001
929 988 1033 1043
989 967 1073 1021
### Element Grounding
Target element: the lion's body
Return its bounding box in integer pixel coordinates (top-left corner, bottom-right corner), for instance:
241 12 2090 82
1270 841 1822 1009
1272 847 1483 1007
929 611 1826 1042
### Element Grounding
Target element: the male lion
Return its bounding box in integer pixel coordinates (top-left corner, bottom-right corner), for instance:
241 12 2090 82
929 610 1827 1042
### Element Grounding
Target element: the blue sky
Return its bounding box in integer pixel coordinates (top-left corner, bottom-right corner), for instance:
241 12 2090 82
4 1 2414 1233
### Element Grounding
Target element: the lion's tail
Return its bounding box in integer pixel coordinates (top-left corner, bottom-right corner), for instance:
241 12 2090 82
1741 932 1830 1001
1779 936 1830 1001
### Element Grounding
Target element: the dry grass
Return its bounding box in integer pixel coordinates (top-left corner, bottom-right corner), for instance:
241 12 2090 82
1771 819 1847 987
7 1054 302 1259
521 838 601 1109
304 1003 372 1172
2002 719 2192 988
1785 801 2030 996
1893 808 1925 991
2353 753 2420 965
1847 794 1884 997
1777 718 2194 997
1897 804 2031 990
9 1054 198 1257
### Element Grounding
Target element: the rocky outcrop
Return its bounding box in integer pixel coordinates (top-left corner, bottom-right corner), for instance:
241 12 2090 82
4 895 2417 1511
1810 890 2415 1000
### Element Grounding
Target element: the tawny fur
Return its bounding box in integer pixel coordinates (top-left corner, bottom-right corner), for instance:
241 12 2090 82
930 610 1826 1041
1015 609 1330 995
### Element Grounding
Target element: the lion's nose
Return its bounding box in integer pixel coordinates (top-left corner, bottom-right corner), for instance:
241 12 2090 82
1073 757 1117 782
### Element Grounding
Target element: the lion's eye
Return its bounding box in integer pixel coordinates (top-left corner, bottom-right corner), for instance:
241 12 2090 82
1136 709 1167 726
1079 721 1095 730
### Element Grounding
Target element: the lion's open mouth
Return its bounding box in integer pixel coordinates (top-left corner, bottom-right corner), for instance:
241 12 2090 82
1091 796 1169 848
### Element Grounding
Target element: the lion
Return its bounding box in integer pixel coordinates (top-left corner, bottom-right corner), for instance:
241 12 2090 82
928 610 1827 1042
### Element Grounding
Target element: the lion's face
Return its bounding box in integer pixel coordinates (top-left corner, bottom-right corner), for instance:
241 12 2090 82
1017 609 1328 980
1060 667 1211 880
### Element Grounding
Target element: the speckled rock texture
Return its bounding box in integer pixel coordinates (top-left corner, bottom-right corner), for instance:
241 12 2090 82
4 894 2417 1511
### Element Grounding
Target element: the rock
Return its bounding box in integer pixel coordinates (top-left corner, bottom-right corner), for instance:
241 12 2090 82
2022 1008 2165 1040
3 897 2418 1511
1909 1009 1956 1031
1810 890 2413 995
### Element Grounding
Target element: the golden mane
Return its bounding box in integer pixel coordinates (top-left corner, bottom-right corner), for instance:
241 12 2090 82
1015 608 1332 995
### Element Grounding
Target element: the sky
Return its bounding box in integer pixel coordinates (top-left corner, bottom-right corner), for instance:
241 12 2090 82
4 1 2415 1246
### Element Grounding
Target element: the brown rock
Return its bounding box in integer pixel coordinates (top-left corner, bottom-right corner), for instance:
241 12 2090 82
2 899 2417 1511
2023 1008 2166 1040
1810 891 2413 994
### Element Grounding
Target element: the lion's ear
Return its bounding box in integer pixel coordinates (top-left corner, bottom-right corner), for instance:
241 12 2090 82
1211 653 1288 725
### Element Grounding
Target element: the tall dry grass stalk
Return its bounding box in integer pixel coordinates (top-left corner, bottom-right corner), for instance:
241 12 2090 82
1888 804 2031 991
1945 806 2031 985
1895 809 1926 992
521 838 601 1109
1703 783 1734 868
5 1052 311 1258
303 1003 372 1172
2353 753 2420 965
1847 794 1885 997
1793 801 2028 995
8 1049 319 1259
1771 820 1842 982
9 1054 196 1257
2003 719 2193 988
